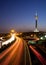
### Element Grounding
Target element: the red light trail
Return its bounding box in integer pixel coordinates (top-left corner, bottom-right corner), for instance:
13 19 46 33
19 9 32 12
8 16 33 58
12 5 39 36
29 45 46 65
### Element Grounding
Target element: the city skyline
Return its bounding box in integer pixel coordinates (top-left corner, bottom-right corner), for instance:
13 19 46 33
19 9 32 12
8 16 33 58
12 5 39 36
0 0 46 32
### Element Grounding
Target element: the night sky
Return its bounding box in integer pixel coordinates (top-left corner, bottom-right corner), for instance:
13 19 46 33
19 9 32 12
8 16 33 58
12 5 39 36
0 0 46 33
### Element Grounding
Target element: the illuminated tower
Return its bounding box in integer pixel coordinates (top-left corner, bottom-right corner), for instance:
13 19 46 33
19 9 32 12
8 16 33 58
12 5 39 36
34 12 39 32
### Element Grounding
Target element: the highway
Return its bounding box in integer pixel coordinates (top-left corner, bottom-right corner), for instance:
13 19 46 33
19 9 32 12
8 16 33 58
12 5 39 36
0 37 32 65
29 45 46 65
35 45 46 58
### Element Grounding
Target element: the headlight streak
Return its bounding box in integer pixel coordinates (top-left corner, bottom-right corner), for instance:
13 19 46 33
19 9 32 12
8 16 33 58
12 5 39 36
2 34 15 46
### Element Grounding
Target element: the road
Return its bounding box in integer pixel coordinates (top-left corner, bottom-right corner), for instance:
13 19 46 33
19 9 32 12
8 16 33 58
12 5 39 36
0 37 32 65
35 45 46 58
29 45 46 65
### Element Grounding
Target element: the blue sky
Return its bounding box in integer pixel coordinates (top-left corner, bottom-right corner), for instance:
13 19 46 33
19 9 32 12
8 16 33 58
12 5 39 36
0 0 46 32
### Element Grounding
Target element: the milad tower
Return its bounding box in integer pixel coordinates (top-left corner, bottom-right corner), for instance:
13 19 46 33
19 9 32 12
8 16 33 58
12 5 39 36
34 12 39 32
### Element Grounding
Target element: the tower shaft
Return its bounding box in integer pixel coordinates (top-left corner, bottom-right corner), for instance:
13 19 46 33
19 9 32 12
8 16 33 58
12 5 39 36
36 20 37 28
34 11 39 32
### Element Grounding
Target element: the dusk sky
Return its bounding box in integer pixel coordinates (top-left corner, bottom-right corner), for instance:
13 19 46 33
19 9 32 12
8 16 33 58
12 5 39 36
0 0 46 32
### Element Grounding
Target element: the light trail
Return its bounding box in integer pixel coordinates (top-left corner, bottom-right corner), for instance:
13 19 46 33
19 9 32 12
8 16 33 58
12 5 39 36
2 34 15 46
0 37 32 65
1 39 20 65
29 45 46 65
0 37 19 59
0 38 22 65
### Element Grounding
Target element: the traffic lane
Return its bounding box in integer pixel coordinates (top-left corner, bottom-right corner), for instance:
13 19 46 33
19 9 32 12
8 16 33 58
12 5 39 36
36 45 46 54
8 39 24 65
0 37 21 65
23 40 32 65
35 45 46 58
8 39 32 65
0 37 19 59
29 45 46 65
0 37 32 65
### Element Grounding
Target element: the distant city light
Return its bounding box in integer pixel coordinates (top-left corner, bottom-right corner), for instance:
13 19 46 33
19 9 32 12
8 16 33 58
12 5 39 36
31 34 33 37
40 37 43 40
10 29 15 33
45 35 46 38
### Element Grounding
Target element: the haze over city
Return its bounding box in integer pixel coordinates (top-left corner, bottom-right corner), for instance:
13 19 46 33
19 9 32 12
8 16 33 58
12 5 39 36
0 0 46 32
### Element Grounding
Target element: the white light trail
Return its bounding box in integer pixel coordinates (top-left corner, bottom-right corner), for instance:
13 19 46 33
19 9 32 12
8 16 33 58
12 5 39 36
2 34 15 46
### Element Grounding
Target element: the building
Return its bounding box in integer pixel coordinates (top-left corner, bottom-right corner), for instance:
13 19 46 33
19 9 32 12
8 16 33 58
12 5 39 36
34 12 39 32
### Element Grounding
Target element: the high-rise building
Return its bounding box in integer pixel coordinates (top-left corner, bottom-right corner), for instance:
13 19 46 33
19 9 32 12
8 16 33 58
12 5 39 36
34 12 39 32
